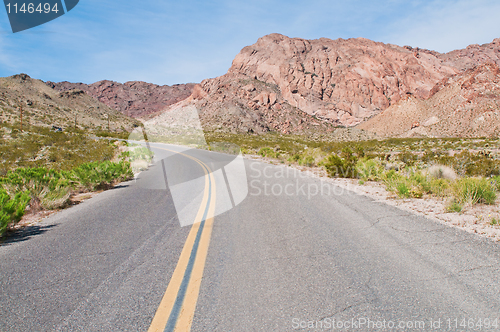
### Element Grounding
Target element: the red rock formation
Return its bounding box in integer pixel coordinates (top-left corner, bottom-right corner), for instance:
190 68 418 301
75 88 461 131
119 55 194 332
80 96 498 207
358 63 500 137
46 80 195 119
439 38 500 71
174 34 500 134
48 34 500 137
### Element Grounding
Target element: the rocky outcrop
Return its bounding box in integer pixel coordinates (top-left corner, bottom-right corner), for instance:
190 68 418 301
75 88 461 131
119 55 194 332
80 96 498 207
225 34 461 127
439 38 500 71
167 34 500 135
46 80 195 119
44 34 500 138
358 63 500 137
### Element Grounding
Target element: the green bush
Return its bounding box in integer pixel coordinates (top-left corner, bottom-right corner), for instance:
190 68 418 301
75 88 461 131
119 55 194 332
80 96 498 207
492 176 500 192
0 124 116 175
396 182 411 198
288 154 301 163
447 200 463 213
0 161 133 235
258 147 280 158
452 178 497 205
428 178 451 197
72 161 133 191
0 189 30 236
300 156 315 167
321 148 359 178
383 170 426 199
357 158 384 181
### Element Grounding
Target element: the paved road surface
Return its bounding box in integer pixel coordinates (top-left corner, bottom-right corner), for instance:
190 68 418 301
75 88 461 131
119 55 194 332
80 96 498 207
1 143 500 331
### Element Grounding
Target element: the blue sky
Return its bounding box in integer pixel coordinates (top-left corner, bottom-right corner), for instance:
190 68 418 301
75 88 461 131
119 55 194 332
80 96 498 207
1 0 499 85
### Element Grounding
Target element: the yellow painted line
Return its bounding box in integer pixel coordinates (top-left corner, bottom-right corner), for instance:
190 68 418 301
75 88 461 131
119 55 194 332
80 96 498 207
175 169 216 331
147 146 216 332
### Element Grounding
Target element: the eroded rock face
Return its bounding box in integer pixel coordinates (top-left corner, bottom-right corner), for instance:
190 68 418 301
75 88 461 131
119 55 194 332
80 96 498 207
358 63 500 137
217 34 462 126
172 34 500 135
439 38 500 71
46 34 500 138
46 80 195 118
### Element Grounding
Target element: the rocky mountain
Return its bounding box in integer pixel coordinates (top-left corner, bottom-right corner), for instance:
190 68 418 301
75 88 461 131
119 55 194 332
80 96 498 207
46 80 195 119
357 63 500 137
158 34 500 137
0 74 140 131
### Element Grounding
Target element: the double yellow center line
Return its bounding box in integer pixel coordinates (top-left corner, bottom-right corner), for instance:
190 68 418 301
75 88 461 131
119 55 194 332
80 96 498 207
148 147 216 332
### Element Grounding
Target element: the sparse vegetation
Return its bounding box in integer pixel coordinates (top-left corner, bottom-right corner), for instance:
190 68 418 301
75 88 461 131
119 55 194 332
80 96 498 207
0 123 116 175
0 122 135 236
205 132 500 212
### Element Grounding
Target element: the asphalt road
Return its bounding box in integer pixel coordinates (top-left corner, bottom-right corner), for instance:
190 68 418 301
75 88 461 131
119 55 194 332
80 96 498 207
1 143 500 331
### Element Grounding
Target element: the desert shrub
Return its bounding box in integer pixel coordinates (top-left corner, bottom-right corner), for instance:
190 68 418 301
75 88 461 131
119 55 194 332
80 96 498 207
383 169 428 199
321 154 346 177
208 142 240 155
128 146 154 163
408 171 430 192
452 178 497 205
464 154 500 177
448 151 500 177
447 200 463 213
258 147 279 158
290 148 325 167
384 174 422 199
398 151 418 166
321 148 358 178
396 182 411 198
0 161 133 234
0 167 73 201
72 161 133 191
428 178 451 197
300 156 316 167
0 188 30 236
426 165 457 180
356 158 384 181
288 154 301 163
0 124 116 175
492 176 500 191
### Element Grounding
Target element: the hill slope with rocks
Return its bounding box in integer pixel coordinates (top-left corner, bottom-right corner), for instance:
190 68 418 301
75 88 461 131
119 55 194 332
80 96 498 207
46 80 195 119
1 74 140 131
156 34 500 137
358 63 500 137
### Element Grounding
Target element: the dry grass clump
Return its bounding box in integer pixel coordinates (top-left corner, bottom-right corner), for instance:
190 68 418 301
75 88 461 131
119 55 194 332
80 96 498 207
425 165 457 180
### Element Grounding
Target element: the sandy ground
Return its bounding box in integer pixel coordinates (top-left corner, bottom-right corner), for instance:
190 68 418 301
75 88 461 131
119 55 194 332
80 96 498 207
247 155 500 243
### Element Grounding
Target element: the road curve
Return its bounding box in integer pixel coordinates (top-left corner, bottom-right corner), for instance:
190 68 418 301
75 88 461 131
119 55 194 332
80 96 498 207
1 143 500 331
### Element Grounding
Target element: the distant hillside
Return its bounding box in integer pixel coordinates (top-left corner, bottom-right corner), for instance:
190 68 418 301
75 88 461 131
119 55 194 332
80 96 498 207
46 80 196 119
358 63 500 138
154 34 500 137
0 74 140 132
